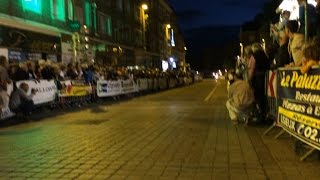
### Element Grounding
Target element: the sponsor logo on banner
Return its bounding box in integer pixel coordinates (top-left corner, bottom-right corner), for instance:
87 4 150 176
16 80 57 105
277 68 320 150
97 80 121 97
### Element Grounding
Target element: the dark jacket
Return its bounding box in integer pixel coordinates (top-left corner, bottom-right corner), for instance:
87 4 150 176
271 42 291 70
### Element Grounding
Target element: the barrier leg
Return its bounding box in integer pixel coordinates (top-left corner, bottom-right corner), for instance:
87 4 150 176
300 148 316 161
263 122 278 136
274 129 285 139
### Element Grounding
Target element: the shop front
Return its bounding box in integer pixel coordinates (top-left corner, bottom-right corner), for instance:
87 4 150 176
0 25 61 62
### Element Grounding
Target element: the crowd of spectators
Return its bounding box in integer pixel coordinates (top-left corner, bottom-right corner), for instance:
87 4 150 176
5 59 193 85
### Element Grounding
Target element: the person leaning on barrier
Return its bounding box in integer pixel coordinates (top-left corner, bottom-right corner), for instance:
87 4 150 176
301 37 320 74
285 20 305 67
226 70 255 125
270 31 292 70
9 82 36 117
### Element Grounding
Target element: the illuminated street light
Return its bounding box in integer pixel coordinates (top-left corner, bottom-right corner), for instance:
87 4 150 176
240 43 243 58
184 47 187 50
142 4 148 10
166 24 171 29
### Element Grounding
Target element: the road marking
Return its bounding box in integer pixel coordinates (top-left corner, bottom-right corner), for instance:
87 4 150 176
204 83 219 102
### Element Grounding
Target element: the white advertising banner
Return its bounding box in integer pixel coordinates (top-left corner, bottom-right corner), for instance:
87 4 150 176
16 80 57 105
138 79 148 91
121 79 136 94
97 80 122 97
159 78 167 90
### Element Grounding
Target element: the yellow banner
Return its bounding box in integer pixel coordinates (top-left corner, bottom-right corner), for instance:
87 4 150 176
278 107 320 129
60 85 92 96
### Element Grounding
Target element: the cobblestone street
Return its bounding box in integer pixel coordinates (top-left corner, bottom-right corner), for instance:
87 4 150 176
0 80 319 179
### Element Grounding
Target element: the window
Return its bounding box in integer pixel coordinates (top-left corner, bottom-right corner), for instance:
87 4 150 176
22 0 42 14
50 0 66 21
92 3 97 32
117 0 123 11
84 0 91 28
107 16 112 36
67 0 73 20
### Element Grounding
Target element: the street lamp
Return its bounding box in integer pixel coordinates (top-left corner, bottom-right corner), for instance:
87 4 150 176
240 43 243 59
142 4 148 10
166 24 171 29
262 38 266 52
141 4 148 48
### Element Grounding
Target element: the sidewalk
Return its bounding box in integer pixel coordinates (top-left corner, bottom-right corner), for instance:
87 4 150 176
0 80 319 179
210 81 320 179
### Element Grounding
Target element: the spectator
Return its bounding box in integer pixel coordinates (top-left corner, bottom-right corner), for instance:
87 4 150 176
285 20 305 66
41 61 55 80
301 37 320 73
66 63 78 79
271 31 292 70
14 63 29 81
243 45 256 82
251 43 270 123
26 62 36 79
226 70 255 125
9 82 36 117
0 56 11 111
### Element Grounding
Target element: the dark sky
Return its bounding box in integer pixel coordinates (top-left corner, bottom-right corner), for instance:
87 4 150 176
169 0 270 29
168 0 271 70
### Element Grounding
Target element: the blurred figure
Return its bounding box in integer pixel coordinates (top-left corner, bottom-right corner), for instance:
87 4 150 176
26 62 36 79
301 37 320 73
41 60 55 80
271 31 292 70
243 46 256 82
0 56 11 111
297 0 317 37
251 43 270 123
285 20 305 66
9 82 36 117
66 63 78 79
226 70 255 125
15 63 29 81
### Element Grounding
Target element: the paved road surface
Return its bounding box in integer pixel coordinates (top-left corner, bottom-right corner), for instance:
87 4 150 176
0 79 319 179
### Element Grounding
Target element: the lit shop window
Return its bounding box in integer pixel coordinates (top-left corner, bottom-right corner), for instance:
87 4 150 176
50 0 65 21
22 0 42 14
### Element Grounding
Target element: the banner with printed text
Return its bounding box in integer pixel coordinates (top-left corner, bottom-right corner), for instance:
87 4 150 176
97 80 122 97
277 68 320 150
16 80 57 105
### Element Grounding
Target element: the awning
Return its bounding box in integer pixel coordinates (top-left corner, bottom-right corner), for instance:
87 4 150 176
0 13 71 37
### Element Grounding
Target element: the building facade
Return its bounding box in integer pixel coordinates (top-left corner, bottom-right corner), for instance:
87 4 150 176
0 0 186 71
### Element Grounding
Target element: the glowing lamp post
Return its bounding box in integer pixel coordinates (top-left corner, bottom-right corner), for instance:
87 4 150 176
141 4 148 48
240 43 243 59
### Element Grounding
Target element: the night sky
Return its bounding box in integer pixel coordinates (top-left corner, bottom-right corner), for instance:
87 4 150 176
169 0 271 70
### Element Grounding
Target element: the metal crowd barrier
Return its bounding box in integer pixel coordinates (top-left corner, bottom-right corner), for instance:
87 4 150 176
1 77 194 119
